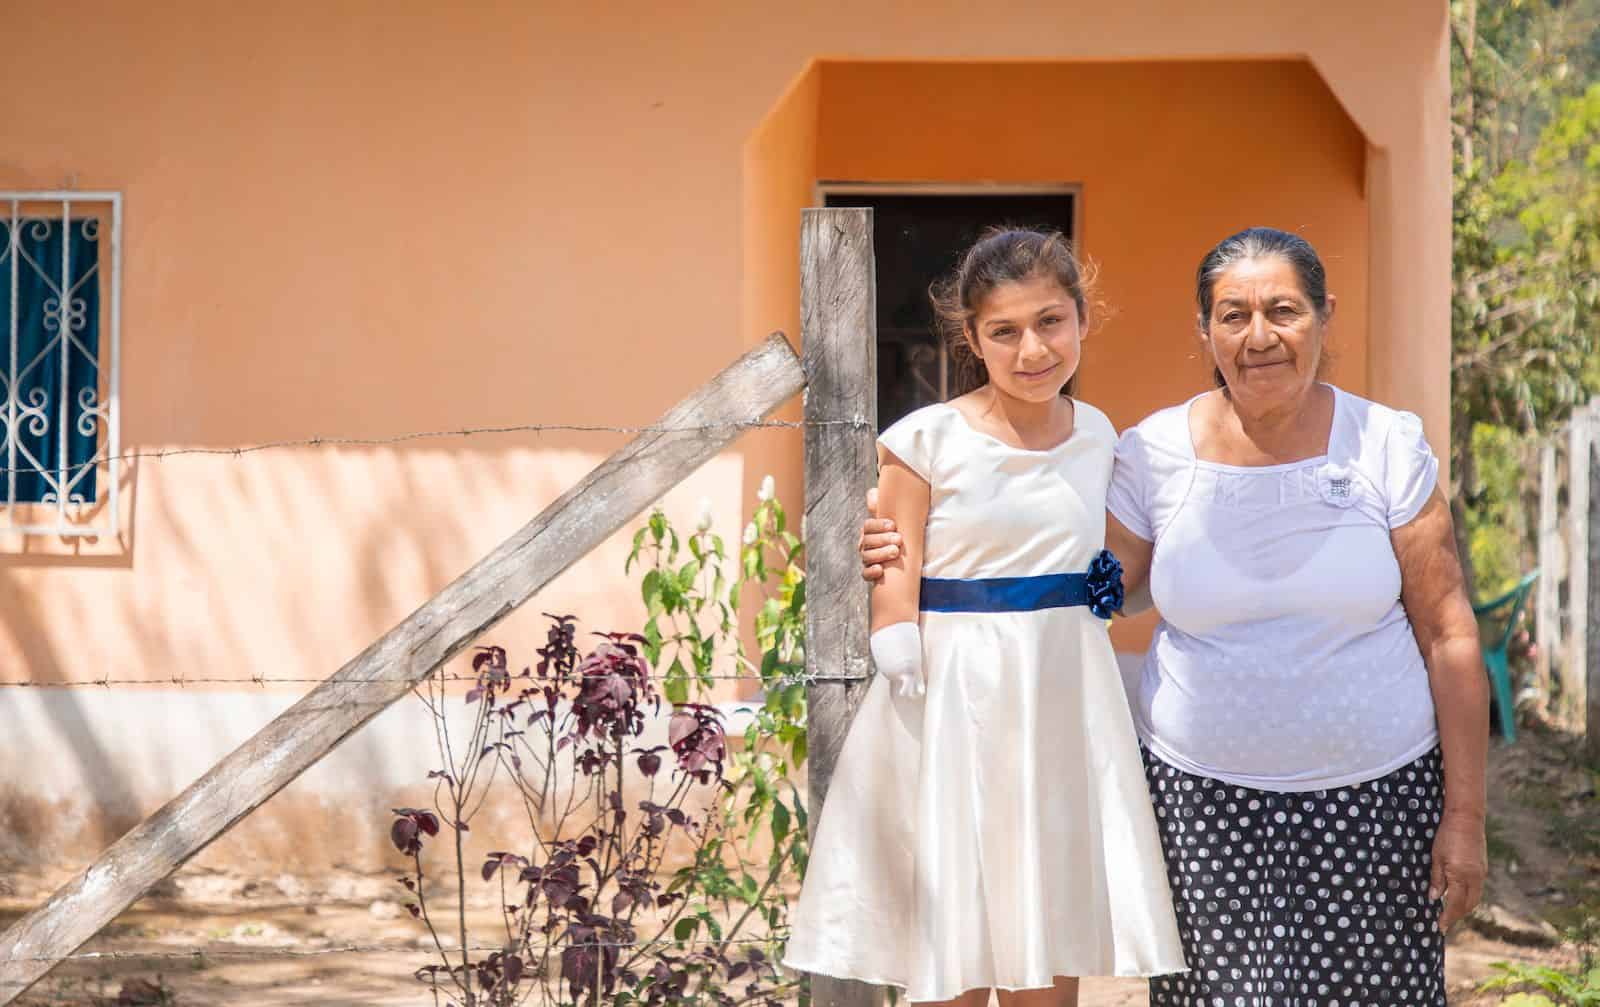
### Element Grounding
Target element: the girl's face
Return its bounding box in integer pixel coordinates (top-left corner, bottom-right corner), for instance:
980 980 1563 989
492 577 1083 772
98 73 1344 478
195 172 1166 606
1202 255 1332 408
966 273 1083 404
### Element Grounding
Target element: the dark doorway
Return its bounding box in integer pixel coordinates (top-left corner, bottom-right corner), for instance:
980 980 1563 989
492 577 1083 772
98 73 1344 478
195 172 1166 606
821 189 1076 431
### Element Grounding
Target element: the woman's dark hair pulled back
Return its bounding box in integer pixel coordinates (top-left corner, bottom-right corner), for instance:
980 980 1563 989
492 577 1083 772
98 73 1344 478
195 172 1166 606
1194 227 1330 389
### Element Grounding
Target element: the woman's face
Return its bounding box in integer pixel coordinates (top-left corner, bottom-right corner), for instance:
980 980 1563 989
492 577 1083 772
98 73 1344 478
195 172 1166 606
967 273 1083 404
1203 255 1333 408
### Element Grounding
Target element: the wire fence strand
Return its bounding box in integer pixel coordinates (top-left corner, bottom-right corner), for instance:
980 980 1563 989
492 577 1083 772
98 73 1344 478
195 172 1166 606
0 672 862 688
0 411 876 687
0 417 869 478
2 934 786 966
0 362 858 990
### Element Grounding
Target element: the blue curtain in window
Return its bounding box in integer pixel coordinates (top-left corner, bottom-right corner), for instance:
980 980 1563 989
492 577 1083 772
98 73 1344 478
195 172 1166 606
1 218 100 505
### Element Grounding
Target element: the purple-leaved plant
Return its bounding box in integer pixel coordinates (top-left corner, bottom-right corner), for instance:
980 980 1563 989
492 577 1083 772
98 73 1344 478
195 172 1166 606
395 491 810 1007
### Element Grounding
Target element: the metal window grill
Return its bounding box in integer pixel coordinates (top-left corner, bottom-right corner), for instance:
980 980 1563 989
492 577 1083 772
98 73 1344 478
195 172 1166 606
0 191 120 537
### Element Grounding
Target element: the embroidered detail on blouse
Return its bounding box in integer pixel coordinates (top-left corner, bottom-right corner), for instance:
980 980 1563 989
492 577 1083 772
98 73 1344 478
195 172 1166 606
1317 463 1360 508
1185 462 1371 512
1193 465 1330 511
1286 467 1324 505
1211 470 1248 508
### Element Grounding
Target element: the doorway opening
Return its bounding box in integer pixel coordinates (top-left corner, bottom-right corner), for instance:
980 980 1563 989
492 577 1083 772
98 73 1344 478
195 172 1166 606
820 185 1078 430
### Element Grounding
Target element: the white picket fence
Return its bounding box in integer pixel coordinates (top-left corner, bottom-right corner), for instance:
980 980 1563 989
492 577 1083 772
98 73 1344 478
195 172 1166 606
1534 396 1600 757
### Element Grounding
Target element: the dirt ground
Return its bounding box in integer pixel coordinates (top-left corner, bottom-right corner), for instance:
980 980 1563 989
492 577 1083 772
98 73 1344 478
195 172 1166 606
4 722 1595 1007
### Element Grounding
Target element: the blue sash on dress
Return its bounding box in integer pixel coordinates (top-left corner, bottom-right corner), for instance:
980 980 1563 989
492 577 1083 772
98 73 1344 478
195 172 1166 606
919 548 1125 619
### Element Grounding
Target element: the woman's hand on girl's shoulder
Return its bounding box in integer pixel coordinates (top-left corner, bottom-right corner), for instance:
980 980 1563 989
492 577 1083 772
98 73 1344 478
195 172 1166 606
860 487 900 582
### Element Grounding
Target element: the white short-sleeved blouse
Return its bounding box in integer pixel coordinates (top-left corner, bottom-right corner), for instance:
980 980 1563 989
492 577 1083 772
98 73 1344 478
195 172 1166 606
1107 385 1441 791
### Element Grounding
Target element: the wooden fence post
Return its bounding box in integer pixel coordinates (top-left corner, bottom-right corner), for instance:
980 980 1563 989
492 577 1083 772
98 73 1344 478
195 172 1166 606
0 334 806 1004
800 207 881 1007
1566 405 1593 729
1586 405 1600 761
1535 439 1559 706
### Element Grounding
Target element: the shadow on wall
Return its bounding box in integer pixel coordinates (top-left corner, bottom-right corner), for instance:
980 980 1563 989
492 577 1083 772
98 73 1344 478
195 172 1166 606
0 439 747 872
0 579 144 864
0 680 760 877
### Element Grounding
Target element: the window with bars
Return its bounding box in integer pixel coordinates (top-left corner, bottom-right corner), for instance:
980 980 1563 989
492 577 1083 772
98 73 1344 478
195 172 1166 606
1 193 119 536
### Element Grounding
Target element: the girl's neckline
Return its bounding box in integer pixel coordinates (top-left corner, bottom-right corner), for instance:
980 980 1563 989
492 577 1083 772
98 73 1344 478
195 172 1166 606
935 398 1082 454
1183 383 1341 473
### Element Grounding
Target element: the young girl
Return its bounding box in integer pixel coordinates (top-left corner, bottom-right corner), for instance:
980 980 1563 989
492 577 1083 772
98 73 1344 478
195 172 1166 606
783 229 1184 1006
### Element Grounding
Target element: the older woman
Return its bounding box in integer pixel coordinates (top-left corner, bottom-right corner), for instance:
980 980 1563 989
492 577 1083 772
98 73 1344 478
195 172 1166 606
859 227 1486 1005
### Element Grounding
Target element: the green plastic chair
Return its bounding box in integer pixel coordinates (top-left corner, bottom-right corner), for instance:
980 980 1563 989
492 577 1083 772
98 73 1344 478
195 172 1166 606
1471 569 1539 742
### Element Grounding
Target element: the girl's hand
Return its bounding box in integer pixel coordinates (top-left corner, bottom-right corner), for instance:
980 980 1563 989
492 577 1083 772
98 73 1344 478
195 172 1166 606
1430 809 1486 931
860 487 901 582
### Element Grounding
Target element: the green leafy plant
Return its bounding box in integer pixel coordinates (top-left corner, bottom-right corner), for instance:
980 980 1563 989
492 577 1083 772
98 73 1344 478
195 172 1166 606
394 479 811 1006
1479 962 1600 1006
626 482 811 994
1450 0 1600 596
1481 915 1600 1006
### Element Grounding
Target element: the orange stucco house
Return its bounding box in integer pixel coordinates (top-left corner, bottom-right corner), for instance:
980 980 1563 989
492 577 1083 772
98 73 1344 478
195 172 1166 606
1 2 1450 867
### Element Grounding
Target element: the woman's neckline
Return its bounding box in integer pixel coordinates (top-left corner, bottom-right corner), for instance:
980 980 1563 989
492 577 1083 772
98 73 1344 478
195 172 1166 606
935 397 1082 454
1183 383 1341 473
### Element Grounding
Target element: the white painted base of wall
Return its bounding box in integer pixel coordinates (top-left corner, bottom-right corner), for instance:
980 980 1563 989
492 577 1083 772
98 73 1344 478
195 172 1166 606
0 687 760 871
2 655 1145 874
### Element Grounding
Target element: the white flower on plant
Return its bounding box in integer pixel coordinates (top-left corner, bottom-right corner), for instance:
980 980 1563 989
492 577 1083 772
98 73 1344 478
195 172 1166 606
757 475 776 503
743 522 759 545
695 497 714 533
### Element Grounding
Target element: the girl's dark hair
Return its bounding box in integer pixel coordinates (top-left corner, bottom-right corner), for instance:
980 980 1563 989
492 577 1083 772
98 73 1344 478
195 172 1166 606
930 227 1097 396
1195 227 1331 388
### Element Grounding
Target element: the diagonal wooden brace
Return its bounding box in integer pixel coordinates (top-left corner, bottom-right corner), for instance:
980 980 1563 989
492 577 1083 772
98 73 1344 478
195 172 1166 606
0 332 805 1003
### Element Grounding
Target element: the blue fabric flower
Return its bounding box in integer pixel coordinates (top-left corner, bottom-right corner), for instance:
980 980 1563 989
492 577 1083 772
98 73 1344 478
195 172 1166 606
1085 549 1125 619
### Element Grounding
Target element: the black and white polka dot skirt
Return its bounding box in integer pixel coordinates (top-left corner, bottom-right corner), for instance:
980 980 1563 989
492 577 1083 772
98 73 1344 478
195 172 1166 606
1141 745 1446 1006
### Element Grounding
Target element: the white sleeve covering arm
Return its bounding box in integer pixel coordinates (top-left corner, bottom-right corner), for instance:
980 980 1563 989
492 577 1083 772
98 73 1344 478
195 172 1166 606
1107 426 1155 542
869 621 925 698
1384 410 1441 528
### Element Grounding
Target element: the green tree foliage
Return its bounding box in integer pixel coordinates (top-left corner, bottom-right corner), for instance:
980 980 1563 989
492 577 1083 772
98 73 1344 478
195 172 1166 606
1451 0 1600 594
1465 422 1536 598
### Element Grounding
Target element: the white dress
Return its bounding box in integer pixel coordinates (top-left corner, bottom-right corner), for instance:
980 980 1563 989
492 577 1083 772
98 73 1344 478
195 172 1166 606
783 401 1185 1003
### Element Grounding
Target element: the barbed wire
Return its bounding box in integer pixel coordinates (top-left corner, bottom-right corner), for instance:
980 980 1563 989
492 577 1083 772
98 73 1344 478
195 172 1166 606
0 413 855 987
0 411 877 689
2 933 787 965
0 416 870 478
0 672 865 688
